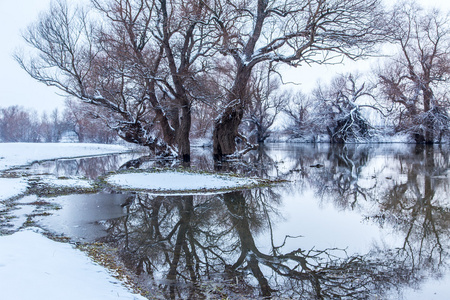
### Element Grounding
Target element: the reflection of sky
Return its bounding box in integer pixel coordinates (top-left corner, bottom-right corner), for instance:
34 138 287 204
255 187 395 256
36 193 130 242
255 144 450 299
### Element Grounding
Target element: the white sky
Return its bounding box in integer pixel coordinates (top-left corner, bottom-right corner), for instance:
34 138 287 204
0 0 449 114
0 0 63 113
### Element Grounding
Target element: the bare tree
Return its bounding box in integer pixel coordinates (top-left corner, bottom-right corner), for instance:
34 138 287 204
243 63 287 144
377 1 450 143
209 0 387 160
64 99 117 143
0 106 40 142
15 1 147 146
283 89 321 141
39 109 68 142
17 0 217 161
283 73 379 143
314 73 377 143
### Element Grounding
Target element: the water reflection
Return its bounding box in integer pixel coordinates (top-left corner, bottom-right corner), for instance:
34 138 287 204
98 190 425 299
27 153 144 179
37 193 131 241
29 144 450 299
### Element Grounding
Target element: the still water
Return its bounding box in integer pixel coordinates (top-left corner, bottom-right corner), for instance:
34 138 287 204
26 144 450 299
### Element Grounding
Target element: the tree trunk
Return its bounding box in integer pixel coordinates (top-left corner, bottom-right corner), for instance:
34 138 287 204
423 87 434 144
213 103 245 160
177 99 191 162
213 65 252 160
223 192 272 297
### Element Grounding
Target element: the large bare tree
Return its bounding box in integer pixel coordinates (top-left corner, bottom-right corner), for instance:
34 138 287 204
377 1 450 143
209 0 386 160
17 0 217 162
16 0 171 152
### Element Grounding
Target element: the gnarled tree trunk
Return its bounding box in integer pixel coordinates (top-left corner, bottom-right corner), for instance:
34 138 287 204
213 103 245 160
213 65 252 160
176 99 192 162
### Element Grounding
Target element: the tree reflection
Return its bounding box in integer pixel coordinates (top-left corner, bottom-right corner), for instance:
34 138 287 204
100 186 420 299
35 144 450 298
371 146 450 276
309 145 450 292
313 144 374 210
28 153 137 179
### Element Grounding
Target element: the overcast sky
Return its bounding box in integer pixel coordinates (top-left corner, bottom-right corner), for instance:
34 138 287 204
1 0 450 114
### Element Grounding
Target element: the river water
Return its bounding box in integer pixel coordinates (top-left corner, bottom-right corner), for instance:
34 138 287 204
17 144 450 299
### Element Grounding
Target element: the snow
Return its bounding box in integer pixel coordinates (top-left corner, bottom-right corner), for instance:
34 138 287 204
0 143 130 171
40 176 94 189
3 205 36 232
106 171 259 192
0 143 142 300
0 177 28 201
0 228 146 300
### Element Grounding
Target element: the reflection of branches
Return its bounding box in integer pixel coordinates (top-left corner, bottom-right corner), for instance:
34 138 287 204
97 145 450 299
222 191 416 299
311 144 375 210
372 146 450 275
28 153 137 179
310 145 450 284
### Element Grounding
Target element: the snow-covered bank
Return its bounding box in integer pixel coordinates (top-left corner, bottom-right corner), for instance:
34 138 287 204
0 143 130 171
0 228 146 300
106 171 261 193
0 178 28 201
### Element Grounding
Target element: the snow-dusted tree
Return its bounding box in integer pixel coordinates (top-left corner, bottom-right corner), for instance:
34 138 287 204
314 73 376 143
377 1 450 143
243 64 287 144
283 90 320 141
210 0 386 160
284 74 378 143
17 0 217 161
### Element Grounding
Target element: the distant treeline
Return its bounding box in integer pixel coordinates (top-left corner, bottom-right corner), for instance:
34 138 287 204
0 102 116 143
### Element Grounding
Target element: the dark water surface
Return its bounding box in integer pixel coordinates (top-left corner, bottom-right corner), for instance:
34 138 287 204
30 144 450 299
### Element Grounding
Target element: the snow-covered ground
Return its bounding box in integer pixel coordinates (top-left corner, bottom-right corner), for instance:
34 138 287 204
0 142 130 171
0 143 141 300
0 228 146 300
0 178 28 201
40 176 94 189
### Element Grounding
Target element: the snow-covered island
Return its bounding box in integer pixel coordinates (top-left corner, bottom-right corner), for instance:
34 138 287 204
105 170 268 194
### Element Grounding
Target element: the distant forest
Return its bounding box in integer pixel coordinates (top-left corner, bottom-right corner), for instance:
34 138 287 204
0 103 116 144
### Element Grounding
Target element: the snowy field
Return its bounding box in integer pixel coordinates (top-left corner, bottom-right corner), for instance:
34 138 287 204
0 177 28 201
0 228 146 300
